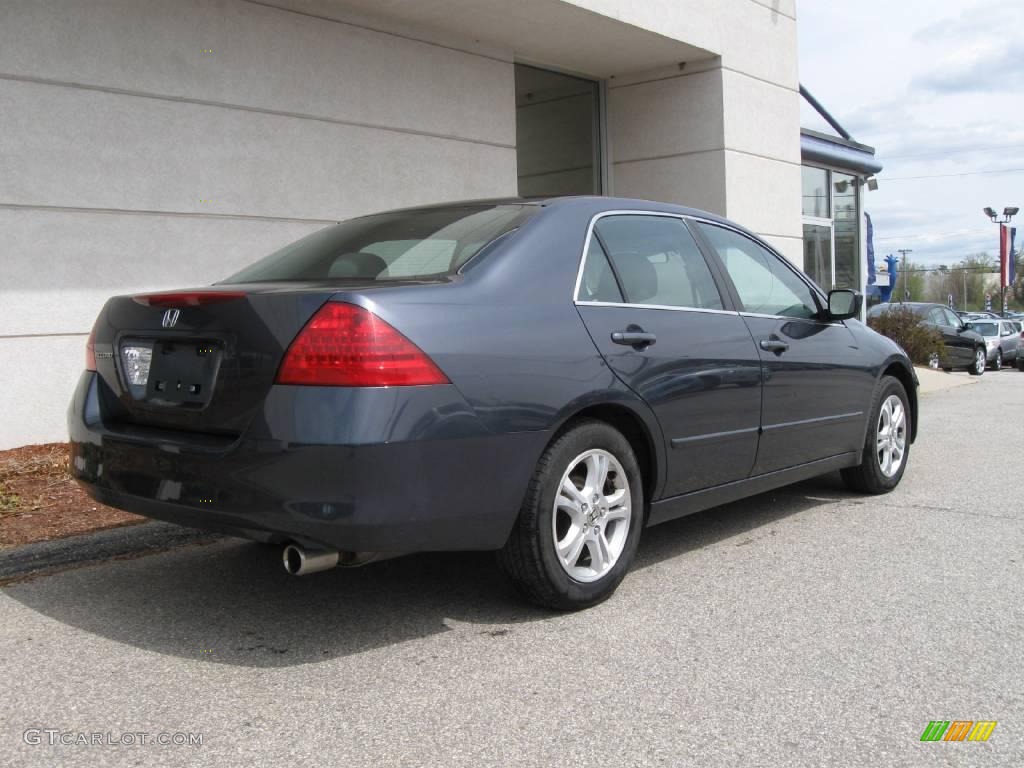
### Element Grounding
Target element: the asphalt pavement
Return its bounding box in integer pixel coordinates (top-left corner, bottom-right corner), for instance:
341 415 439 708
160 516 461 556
1 369 1022 767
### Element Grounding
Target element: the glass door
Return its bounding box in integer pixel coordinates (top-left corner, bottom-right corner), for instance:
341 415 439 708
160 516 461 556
803 221 833 290
832 172 860 291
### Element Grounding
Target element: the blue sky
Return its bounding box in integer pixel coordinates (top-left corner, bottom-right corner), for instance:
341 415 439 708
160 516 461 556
797 0 1024 266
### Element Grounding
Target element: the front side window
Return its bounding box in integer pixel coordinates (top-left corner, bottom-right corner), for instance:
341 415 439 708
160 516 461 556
222 205 536 283
590 216 723 310
698 223 819 319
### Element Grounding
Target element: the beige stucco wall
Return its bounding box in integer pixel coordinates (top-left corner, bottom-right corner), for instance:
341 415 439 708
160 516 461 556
606 0 801 263
0 0 801 448
0 0 518 448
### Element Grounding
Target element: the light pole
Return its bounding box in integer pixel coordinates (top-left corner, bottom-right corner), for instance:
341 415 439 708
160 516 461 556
984 206 1019 315
897 248 913 301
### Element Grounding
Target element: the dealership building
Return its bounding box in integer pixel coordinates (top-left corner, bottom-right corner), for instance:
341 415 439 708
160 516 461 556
0 0 881 448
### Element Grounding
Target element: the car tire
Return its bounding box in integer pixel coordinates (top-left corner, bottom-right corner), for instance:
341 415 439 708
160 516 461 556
992 349 1003 371
498 420 643 611
968 347 986 375
840 376 911 494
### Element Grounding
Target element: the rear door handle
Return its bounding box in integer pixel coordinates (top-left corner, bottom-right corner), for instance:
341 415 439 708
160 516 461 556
759 338 789 353
611 330 657 348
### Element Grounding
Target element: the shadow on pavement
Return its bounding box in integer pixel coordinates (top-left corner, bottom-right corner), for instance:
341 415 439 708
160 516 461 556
3 473 852 667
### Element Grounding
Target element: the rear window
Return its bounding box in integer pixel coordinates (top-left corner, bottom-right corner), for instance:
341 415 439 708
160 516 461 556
222 204 536 283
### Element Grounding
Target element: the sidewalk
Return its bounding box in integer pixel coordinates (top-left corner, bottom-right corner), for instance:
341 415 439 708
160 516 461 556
913 365 979 395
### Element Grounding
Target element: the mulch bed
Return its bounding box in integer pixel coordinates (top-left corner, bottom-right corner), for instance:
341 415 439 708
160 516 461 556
0 443 143 548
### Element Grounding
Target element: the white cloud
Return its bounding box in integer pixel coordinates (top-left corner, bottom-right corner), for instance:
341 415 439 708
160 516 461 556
797 0 1024 266
913 44 1021 94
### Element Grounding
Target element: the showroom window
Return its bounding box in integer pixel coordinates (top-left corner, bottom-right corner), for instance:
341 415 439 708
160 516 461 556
514 64 605 197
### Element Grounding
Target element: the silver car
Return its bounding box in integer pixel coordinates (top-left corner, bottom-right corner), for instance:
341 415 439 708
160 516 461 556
1007 320 1024 371
966 319 1021 370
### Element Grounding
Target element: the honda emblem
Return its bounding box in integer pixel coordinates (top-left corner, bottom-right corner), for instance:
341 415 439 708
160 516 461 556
161 308 181 328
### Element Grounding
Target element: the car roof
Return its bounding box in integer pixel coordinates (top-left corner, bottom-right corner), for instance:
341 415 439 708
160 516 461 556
870 302 948 311
365 195 739 228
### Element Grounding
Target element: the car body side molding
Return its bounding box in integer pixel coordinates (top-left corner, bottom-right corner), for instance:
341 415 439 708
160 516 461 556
646 451 860 527
670 426 760 447
761 411 864 432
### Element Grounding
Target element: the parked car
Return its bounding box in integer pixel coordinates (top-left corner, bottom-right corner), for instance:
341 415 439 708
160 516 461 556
69 197 919 609
966 319 1021 370
1006 320 1024 372
867 302 987 375
1008 320 1024 371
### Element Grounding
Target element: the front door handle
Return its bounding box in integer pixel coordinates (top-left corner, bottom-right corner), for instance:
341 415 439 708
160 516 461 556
759 338 789 354
611 330 657 348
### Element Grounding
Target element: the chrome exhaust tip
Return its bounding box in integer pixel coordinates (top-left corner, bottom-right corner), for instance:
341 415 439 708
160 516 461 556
282 543 340 576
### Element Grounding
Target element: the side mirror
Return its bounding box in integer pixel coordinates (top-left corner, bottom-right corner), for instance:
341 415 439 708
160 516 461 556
826 289 862 321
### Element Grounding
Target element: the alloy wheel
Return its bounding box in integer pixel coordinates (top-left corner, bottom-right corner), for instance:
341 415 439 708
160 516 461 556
876 394 907 478
994 350 1002 371
552 449 632 583
975 348 986 374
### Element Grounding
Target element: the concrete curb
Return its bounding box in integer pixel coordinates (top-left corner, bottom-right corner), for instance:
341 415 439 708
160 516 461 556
0 522 222 585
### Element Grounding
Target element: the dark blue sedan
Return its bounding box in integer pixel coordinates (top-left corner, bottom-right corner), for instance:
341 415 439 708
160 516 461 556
69 197 917 609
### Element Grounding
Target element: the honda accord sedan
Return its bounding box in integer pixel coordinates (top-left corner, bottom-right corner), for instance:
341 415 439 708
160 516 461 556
69 197 918 609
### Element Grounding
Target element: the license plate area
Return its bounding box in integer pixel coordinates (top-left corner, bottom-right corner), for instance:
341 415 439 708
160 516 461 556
125 339 222 407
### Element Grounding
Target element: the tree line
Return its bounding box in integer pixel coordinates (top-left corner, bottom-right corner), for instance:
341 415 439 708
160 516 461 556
892 251 1024 311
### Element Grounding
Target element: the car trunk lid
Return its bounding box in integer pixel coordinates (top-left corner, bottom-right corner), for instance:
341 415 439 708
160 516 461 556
90 282 420 436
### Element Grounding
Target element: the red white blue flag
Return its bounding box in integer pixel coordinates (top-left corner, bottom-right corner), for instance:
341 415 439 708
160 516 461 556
1000 224 1016 287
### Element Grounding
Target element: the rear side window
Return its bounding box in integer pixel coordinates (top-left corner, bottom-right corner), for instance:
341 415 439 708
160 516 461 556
697 223 818 319
578 237 624 303
927 307 949 326
939 308 960 328
222 205 536 283
583 215 723 310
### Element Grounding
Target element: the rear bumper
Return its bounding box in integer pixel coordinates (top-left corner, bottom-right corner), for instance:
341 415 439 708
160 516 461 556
68 372 545 551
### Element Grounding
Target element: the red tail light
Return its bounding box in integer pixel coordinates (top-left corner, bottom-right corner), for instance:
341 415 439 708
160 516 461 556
276 302 449 387
85 325 97 371
132 290 246 307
